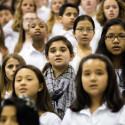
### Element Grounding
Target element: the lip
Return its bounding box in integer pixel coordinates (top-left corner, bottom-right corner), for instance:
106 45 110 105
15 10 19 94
34 31 41 35
70 21 74 25
89 84 98 89
55 58 62 62
82 37 88 40
19 88 27 93
112 46 121 51
109 13 115 16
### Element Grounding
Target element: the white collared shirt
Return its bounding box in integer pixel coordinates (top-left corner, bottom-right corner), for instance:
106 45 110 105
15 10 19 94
62 104 125 125
19 45 47 70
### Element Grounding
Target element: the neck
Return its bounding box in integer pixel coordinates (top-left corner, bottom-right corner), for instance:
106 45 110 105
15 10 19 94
77 43 91 50
25 32 33 44
54 14 60 23
52 65 68 78
85 10 96 17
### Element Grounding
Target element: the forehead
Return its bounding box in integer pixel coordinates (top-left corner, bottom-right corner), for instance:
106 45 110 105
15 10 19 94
2 106 16 114
104 0 118 6
6 58 19 64
77 20 93 27
30 19 45 25
22 0 34 3
64 7 78 14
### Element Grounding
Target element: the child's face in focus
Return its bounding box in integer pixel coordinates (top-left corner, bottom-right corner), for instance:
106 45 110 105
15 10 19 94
29 19 47 39
81 59 108 98
60 7 78 31
104 0 119 20
46 40 73 70
0 106 18 125
0 10 13 27
5 58 19 81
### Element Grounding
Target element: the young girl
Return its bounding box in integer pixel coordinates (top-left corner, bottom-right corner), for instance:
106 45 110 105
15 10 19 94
71 15 95 72
43 35 75 117
0 53 26 101
14 12 37 53
96 18 125 98
62 54 125 125
0 24 8 66
12 65 62 125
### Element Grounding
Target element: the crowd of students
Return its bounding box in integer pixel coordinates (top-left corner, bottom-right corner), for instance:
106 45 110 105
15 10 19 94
0 0 125 125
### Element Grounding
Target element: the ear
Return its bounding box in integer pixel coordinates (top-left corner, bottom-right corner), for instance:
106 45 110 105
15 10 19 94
70 53 74 61
38 84 43 92
46 56 49 62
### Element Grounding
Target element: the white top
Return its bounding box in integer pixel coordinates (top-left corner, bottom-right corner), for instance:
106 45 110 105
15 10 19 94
39 112 61 125
3 20 19 53
37 5 50 22
19 44 47 70
0 53 2 66
62 104 125 125
4 91 11 99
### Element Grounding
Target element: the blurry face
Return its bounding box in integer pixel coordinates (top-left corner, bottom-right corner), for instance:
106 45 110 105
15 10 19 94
21 0 35 14
104 0 119 20
23 12 37 31
81 0 97 14
29 19 47 39
105 25 125 56
5 58 20 81
14 68 43 101
51 0 65 14
74 20 94 45
60 7 78 31
3 0 12 8
81 59 108 98
41 0 49 7
66 0 78 4
0 106 18 125
46 41 73 70
0 10 13 27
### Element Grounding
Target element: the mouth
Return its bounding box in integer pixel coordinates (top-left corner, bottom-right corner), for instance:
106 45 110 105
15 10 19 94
20 88 27 93
89 84 98 89
109 13 115 17
34 31 41 35
112 46 121 51
82 37 88 40
55 58 62 62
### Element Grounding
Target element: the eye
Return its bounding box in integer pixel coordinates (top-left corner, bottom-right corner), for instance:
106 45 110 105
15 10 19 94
31 25 35 28
84 72 90 76
7 65 13 69
27 78 32 81
106 36 114 39
40 25 44 28
96 72 103 75
66 13 71 16
50 49 56 53
112 5 118 9
60 49 66 52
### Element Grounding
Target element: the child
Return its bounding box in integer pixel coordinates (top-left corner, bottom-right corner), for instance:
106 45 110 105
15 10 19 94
43 35 75 117
62 54 125 125
0 53 26 101
0 5 13 27
14 12 37 53
12 65 62 125
96 18 125 98
19 18 48 70
0 95 40 125
71 15 95 72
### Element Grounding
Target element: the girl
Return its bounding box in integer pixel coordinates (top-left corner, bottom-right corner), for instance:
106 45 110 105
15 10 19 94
62 54 125 125
96 18 125 97
71 15 95 72
47 0 65 38
0 53 26 101
12 65 62 125
14 12 37 53
43 35 75 117
0 95 40 125
0 24 8 66
3 0 36 53
96 0 125 27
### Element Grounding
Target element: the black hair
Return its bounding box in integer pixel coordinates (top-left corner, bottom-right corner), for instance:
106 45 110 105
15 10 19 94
70 54 125 112
59 3 79 16
0 5 13 14
73 15 95 31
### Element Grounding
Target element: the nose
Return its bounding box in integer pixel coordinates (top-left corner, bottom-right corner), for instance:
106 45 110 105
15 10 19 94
20 79 27 86
55 50 61 56
90 73 97 82
12 66 17 72
112 37 120 44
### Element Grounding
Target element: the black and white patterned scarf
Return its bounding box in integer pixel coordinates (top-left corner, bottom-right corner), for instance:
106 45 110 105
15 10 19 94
44 65 75 117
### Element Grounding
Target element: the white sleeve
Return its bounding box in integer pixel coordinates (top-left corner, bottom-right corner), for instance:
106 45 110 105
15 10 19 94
119 105 125 125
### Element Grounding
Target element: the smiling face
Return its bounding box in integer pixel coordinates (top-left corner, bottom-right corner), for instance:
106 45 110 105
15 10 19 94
5 58 20 81
104 0 119 20
46 40 73 70
105 25 125 56
0 106 18 125
81 59 108 98
74 19 94 46
14 68 43 101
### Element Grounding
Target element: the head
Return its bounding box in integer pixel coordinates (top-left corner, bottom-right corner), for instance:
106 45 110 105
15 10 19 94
29 18 48 41
59 3 79 31
96 0 125 26
65 0 81 6
45 35 74 69
96 18 125 59
0 96 40 125
73 15 95 45
12 65 55 112
75 54 120 107
0 5 13 27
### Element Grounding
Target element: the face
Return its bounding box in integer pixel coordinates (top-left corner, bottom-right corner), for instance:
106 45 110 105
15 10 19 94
105 25 125 56
80 0 97 14
46 41 73 70
81 59 108 98
0 106 18 125
104 0 119 20
5 58 20 81
14 68 43 101
21 0 35 14
23 13 37 31
51 0 65 14
29 19 47 39
0 10 13 27
60 7 78 31
41 0 49 7
74 20 94 45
